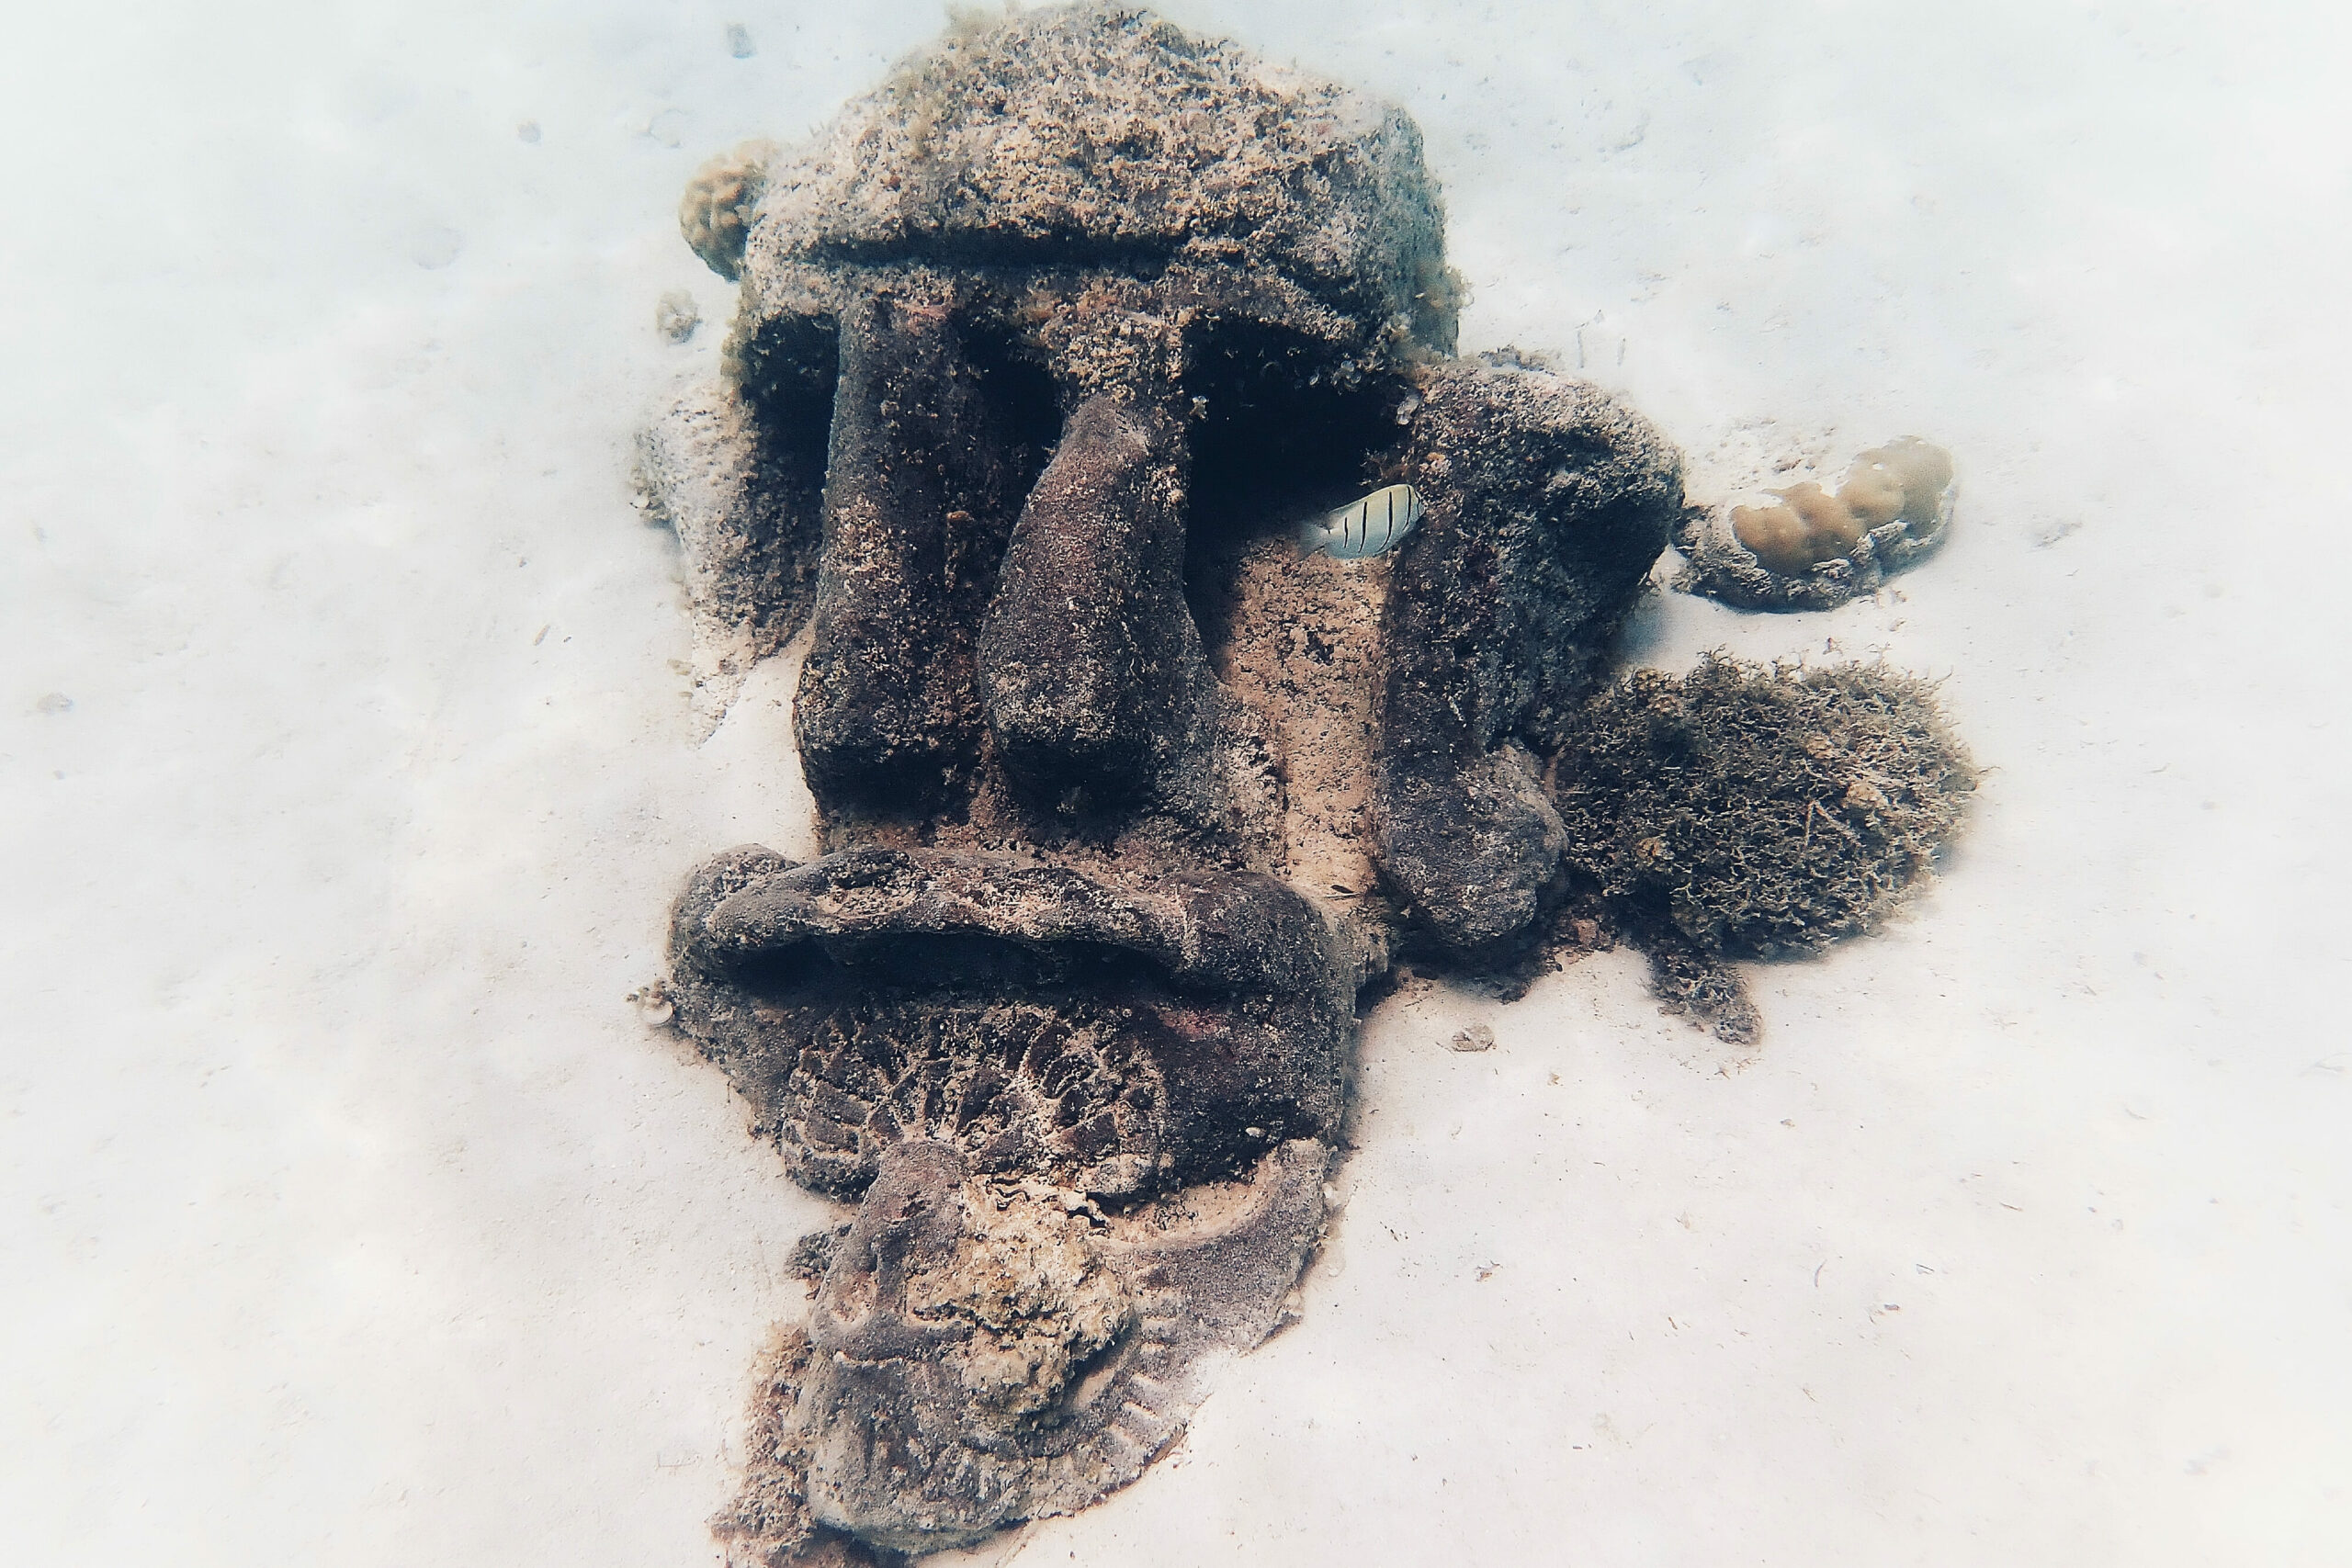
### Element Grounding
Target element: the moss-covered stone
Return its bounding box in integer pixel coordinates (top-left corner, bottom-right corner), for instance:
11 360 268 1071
1553 656 1975 955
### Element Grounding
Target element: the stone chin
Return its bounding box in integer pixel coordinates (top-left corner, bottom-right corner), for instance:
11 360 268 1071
780 1136 1331 1554
669 840 1357 1558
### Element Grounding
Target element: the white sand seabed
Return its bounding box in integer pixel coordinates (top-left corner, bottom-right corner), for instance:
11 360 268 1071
3 1 2346 1562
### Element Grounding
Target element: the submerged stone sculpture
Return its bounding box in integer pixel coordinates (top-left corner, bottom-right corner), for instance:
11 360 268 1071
636 6 1972 1562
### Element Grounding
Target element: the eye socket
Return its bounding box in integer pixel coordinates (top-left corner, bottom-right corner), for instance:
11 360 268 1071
1181 326 1408 556
733 309 842 463
946 320 1064 603
1180 323 1411 669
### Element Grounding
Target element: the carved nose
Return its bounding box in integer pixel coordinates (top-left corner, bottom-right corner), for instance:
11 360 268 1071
978 392 1193 800
792 288 978 807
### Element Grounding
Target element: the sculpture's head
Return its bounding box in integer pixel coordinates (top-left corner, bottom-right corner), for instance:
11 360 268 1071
639 8 1684 1562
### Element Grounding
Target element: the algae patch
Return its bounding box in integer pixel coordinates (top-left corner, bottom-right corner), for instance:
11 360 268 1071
1555 655 1975 957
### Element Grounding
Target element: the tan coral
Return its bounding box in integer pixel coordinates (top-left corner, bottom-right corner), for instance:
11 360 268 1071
681 140 778 281
1732 480 1867 575
1690 436 1957 610
1838 437 1954 528
1837 459 1907 526
1727 497 1811 574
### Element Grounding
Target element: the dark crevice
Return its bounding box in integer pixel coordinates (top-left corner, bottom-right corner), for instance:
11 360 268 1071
736 310 842 463
723 931 1145 998
1179 321 1410 647
954 315 1063 606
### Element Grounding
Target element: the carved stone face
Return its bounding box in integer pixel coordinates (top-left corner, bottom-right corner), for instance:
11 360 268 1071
639 9 1683 1563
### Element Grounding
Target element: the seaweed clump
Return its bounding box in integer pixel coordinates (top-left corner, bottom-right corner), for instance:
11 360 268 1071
1553 657 1974 1030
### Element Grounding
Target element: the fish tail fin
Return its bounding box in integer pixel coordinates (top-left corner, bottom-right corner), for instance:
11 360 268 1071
1296 519 1329 557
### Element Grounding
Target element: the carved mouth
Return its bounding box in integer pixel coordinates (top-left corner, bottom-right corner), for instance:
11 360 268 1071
675 844 1354 1556
667 844 1353 1203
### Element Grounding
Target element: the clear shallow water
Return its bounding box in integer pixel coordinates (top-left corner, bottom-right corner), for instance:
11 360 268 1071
3 4 2346 1563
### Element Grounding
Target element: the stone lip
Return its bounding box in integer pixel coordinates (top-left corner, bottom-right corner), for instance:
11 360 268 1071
666 845 1355 1202
693 843 1346 1003
741 4 1453 350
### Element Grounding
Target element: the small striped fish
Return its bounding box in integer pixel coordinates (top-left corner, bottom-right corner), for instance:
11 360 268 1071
1299 482 1424 559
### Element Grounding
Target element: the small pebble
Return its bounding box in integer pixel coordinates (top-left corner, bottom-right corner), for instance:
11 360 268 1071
655 289 701 344
409 226 463 270
516 119 541 143
726 22 756 58
1445 1024 1495 1054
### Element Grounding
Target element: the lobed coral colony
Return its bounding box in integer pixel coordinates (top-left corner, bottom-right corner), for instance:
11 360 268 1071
1677 436 1957 610
632 6 1975 1563
681 140 779 282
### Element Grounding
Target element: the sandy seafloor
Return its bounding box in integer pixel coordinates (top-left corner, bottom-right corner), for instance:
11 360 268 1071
5 1 2348 1562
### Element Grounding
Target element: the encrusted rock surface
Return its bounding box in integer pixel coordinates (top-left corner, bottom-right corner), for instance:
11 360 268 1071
715 1139 1329 1564
1373 356 1683 956
736 5 1455 352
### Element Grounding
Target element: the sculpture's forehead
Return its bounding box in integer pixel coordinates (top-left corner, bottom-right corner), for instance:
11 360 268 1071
745 7 1448 336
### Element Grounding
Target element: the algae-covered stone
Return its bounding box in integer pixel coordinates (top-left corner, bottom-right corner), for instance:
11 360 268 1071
735 5 1455 350
636 8 1980 1563
1554 656 1976 955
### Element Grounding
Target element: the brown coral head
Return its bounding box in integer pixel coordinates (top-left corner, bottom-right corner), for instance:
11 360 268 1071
683 140 778 281
1836 461 1908 526
1733 481 1863 574
1731 497 1817 575
1713 437 1956 598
